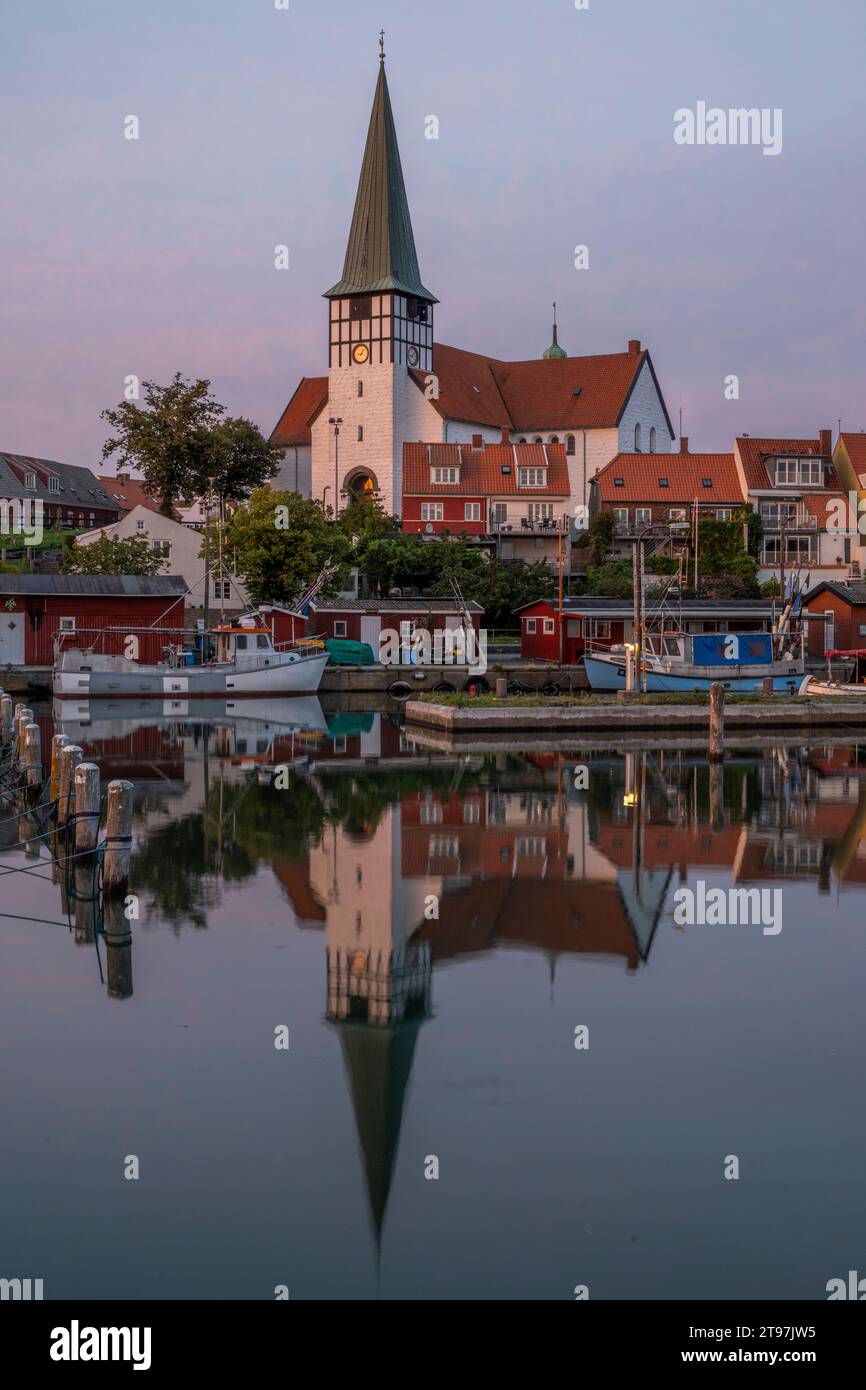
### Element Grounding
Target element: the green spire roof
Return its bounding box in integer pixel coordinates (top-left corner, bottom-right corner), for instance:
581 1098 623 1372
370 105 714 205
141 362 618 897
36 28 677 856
324 60 437 302
543 309 567 359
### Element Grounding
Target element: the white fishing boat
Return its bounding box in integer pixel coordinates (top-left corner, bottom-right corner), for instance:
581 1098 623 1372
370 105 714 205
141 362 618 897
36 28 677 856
585 632 805 694
53 622 328 699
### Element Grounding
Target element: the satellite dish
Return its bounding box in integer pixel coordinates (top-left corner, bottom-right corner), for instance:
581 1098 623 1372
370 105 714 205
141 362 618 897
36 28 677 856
425 522 434 534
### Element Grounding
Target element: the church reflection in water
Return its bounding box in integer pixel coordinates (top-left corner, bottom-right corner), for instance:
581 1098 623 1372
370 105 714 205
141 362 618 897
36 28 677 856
40 707 866 1253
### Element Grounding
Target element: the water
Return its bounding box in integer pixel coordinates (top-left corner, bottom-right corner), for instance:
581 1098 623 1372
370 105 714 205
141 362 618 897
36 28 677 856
2 702 866 1300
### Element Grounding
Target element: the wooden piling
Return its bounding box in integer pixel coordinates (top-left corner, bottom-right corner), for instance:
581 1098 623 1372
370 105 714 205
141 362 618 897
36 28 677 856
58 744 83 827
762 676 774 698
73 861 99 945
709 682 725 762
73 763 101 854
50 734 69 803
495 676 507 699
0 693 13 748
13 705 32 762
103 779 133 897
23 722 42 790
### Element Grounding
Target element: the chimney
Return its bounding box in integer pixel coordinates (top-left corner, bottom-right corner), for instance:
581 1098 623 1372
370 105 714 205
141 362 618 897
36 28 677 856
819 427 832 457
679 436 689 454
116 472 129 484
628 339 641 356
500 426 510 445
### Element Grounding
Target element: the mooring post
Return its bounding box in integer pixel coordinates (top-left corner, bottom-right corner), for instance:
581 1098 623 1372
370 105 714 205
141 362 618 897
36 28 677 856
103 779 134 897
50 734 69 804
709 682 725 762
762 675 773 698
23 722 42 790
73 860 99 945
0 693 13 749
58 744 83 829
495 676 507 698
13 705 33 764
73 763 101 854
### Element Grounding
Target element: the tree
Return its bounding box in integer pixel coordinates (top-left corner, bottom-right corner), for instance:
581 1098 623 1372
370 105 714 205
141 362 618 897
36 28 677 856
582 559 634 599
61 534 167 576
697 516 759 595
101 375 278 516
587 510 615 566
221 487 350 604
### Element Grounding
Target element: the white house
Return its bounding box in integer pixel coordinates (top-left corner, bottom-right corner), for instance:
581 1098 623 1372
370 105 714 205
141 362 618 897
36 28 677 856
75 505 249 614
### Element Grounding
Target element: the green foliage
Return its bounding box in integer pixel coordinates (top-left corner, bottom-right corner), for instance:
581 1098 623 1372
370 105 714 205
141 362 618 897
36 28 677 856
101 374 278 516
222 487 350 604
697 515 758 592
587 510 615 565
61 533 167 576
334 496 400 542
761 578 782 597
582 559 634 598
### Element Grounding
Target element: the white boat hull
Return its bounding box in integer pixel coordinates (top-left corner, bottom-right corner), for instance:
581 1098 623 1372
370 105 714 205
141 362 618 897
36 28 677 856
53 649 329 699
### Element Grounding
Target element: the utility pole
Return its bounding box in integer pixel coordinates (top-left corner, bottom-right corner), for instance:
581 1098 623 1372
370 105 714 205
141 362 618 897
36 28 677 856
693 498 700 593
557 523 564 665
203 484 211 654
329 417 343 516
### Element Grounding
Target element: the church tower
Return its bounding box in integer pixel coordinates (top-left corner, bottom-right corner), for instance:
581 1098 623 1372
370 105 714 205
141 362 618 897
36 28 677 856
318 37 437 517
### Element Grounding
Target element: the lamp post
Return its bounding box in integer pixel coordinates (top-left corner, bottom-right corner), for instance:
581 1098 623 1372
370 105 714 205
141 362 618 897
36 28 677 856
329 417 343 516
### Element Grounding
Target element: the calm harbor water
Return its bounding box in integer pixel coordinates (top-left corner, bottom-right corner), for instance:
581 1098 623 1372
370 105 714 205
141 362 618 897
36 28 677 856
2 700 865 1300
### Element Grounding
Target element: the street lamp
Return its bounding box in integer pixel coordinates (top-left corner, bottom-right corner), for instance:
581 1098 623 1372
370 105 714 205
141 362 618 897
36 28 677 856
329 417 343 517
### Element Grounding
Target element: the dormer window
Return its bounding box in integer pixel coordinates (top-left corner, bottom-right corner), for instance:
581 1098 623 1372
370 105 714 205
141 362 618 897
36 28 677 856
431 466 459 484
519 467 547 487
775 457 823 487
24 471 37 489
48 475 60 493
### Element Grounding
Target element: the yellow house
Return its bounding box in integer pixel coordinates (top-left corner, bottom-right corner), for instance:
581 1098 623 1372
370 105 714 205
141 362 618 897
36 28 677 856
833 433 866 575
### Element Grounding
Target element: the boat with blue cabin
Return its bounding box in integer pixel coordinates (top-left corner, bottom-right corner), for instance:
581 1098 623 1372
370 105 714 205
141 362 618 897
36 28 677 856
584 631 806 694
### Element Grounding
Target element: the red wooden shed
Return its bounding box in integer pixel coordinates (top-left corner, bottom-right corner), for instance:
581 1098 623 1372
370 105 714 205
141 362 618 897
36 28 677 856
0 574 188 667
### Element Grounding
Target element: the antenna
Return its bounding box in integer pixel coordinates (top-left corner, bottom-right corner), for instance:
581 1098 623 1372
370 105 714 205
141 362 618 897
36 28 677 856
379 29 385 62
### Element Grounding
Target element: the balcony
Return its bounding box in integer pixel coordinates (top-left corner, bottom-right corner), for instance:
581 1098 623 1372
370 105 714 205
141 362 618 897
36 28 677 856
490 515 568 534
759 509 817 531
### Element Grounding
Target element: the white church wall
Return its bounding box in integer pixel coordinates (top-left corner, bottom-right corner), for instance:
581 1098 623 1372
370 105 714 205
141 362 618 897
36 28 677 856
272 446 312 498
617 358 674 455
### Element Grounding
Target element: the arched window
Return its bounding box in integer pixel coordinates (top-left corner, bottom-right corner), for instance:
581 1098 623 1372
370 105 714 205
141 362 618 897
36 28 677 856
566 435 576 455
357 425 364 442
550 435 560 444
533 436 543 444
634 423 642 452
518 437 527 443
649 426 657 451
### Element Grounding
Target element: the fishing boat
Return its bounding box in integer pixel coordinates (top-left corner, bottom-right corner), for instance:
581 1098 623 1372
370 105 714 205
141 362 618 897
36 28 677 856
52 622 328 699
584 631 805 694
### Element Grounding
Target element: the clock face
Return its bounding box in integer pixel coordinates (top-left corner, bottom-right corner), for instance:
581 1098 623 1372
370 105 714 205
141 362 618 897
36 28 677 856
407 345 420 367
352 343 369 364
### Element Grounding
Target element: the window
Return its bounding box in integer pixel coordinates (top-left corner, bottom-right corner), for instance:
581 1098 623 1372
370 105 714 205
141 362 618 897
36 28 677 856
550 435 560 444
614 477 624 487
519 467 547 487
357 425 363 442
464 502 481 521
591 620 612 640
543 618 555 634
533 436 543 444
613 507 629 531
658 477 669 488
518 437 527 444
349 297 372 320
420 801 444 824
332 736 347 755
635 507 651 527
431 466 459 483
24 471 36 488
649 427 657 451
429 835 459 859
566 619 582 637
669 508 688 521
213 580 231 599
150 540 171 558
136 519 145 531
716 508 733 521
48 475 59 493
775 457 823 487
357 380 363 397
333 620 347 637
58 616 76 633
702 478 713 489
528 502 553 521
517 836 546 857
760 501 798 528
463 800 480 824
421 502 444 521
89 513 95 525
566 435 576 455
634 424 642 451
525 617 537 634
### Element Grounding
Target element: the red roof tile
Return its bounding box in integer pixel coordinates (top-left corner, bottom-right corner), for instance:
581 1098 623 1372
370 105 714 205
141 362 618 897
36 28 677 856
802 492 849 528
97 476 163 514
411 341 670 434
403 441 570 496
270 377 328 446
595 452 744 503
735 436 839 490
840 432 866 483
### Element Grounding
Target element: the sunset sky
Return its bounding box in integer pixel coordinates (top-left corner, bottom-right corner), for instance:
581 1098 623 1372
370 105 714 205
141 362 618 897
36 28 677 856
2 0 864 467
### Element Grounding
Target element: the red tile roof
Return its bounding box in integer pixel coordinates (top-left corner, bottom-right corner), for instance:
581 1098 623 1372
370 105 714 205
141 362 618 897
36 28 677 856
403 441 570 496
595 452 744 503
735 436 839 490
97 475 163 514
802 492 849 528
839 432 866 483
270 377 328 446
411 341 672 433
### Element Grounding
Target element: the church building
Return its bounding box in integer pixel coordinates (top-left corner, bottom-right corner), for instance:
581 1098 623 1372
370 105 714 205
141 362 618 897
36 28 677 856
271 43 675 520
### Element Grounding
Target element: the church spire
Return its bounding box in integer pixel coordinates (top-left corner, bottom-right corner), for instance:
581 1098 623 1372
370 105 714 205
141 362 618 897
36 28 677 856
543 302 567 359
324 49 437 301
